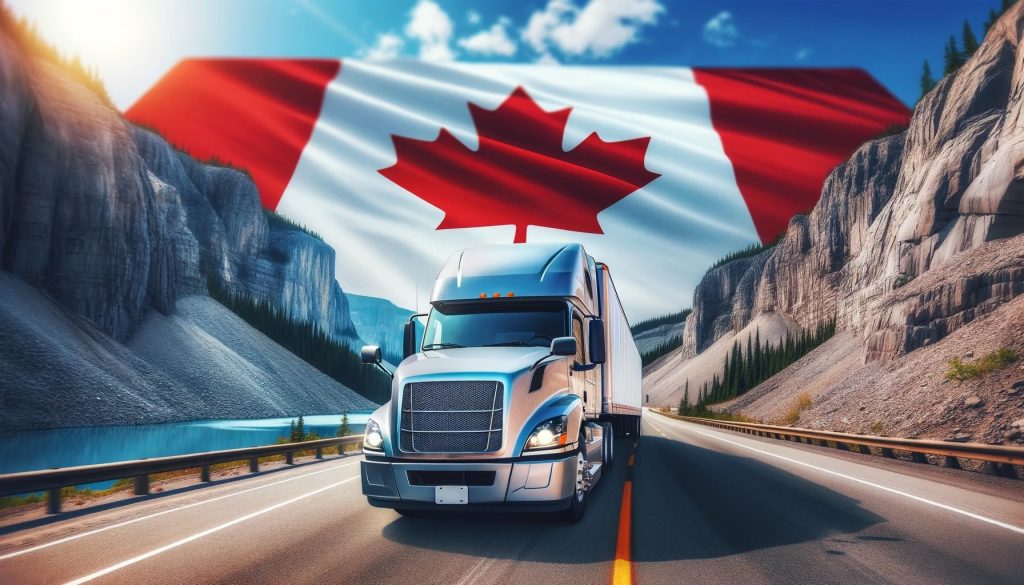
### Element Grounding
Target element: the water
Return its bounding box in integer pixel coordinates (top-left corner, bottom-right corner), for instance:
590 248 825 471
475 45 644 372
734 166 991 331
0 412 372 486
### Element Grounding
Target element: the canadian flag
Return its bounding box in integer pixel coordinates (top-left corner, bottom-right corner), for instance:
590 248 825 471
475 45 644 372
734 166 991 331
127 60 909 321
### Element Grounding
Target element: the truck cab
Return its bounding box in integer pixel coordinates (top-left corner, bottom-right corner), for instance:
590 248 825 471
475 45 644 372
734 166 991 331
359 243 641 521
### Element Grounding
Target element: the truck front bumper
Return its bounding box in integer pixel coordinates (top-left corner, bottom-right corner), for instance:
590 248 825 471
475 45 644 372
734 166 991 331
361 453 577 510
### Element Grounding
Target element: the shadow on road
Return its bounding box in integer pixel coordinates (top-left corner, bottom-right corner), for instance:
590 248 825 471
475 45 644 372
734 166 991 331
381 435 887 565
631 435 887 562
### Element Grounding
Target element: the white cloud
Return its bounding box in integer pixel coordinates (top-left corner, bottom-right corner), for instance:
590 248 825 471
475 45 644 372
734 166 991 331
536 52 560 65
467 9 481 25
795 47 813 60
458 17 517 56
405 0 455 61
703 11 737 48
522 0 664 59
362 33 404 60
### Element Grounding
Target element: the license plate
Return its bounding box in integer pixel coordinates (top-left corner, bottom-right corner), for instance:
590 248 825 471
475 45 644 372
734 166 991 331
434 485 468 504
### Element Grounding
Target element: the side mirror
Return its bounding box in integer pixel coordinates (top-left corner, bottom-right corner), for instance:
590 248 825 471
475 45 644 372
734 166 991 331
588 319 606 364
403 321 417 359
361 345 382 365
550 336 577 357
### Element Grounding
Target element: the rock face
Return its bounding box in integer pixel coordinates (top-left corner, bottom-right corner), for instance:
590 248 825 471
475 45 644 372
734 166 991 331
0 24 358 344
659 4 1024 379
0 16 375 429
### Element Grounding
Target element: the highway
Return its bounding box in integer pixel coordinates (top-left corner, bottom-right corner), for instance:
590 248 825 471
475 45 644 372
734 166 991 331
1 413 1022 585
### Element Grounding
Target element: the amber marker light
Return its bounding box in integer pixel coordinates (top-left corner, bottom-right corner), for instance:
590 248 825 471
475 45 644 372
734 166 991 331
479 293 487 298
493 292 501 298
506 292 515 297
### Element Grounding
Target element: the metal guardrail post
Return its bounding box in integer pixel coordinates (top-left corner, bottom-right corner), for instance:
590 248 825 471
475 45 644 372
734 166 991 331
285 451 294 465
133 475 149 495
200 465 211 482
249 457 259 473
315 447 323 460
46 488 61 514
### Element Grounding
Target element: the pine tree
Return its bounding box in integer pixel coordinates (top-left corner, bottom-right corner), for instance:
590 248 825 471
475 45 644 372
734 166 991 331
338 413 351 437
296 415 306 442
962 20 979 57
985 8 999 32
919 61 936 99
943 36 964 75
289 419 297 443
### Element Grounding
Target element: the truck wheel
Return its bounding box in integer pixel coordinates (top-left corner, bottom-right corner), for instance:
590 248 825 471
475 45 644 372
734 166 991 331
563 434 588 522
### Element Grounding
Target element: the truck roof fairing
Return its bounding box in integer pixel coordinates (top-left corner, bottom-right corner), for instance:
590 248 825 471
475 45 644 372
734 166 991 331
431 243 598 314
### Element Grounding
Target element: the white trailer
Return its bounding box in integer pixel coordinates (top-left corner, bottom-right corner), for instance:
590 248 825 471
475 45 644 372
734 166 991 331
596 263 643 436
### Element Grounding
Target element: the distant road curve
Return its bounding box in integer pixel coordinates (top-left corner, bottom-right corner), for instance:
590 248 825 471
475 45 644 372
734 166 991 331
1 412 1022 584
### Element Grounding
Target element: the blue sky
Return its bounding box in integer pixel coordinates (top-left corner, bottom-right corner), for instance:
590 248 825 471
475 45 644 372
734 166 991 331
9 0 1006 109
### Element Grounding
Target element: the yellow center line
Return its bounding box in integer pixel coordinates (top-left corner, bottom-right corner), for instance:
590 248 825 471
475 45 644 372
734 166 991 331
612 444 637 585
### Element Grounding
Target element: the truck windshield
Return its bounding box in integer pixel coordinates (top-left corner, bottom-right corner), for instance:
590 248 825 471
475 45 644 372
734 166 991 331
421 302 568 350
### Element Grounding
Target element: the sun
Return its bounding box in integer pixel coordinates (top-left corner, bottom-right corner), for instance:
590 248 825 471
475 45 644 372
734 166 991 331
8 0 154 74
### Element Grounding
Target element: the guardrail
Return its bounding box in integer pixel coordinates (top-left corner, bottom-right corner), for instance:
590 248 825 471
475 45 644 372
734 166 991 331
0 435 365 514
651 410 1022 478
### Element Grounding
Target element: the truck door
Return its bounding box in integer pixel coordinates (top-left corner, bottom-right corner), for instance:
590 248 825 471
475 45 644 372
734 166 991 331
570 311 600 418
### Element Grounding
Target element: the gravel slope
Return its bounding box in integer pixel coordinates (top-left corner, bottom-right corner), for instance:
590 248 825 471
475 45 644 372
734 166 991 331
0 273 373 431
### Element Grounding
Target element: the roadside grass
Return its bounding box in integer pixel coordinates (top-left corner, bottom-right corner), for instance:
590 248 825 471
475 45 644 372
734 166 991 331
670 405 758 423
945 348 1018 381
781 393 813 426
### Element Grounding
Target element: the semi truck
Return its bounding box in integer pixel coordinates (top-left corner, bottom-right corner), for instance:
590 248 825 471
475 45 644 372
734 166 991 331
359 243 641 521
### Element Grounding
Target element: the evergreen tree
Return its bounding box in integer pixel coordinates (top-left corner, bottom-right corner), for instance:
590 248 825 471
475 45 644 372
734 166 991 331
919 61 936 99
296 415 306 442
338 413 351 437
943 36 964 75
985 8 999 32
962 20 979 57
289 419 297 443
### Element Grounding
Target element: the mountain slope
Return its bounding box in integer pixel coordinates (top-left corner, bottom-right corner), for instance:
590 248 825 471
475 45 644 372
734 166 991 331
0 274 372 431
646 3 1024 432
0 8 379 428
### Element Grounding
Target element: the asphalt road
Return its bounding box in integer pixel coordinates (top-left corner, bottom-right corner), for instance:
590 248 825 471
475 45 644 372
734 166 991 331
1 412 1022 584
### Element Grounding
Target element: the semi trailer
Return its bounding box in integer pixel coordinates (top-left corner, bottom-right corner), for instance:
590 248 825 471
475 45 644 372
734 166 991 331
359 243 641 521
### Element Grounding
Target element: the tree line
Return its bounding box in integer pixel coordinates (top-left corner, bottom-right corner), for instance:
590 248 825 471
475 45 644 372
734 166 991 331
678 320 836 415
208 279 391 404
920 0 1016 99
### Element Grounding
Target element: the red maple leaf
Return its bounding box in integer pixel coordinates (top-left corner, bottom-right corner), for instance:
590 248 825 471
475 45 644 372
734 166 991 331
379 86 660 243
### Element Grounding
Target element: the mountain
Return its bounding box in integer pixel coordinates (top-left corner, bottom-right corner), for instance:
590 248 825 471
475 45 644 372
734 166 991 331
347 294 415 365
0 12 374 429
646 4 1024 443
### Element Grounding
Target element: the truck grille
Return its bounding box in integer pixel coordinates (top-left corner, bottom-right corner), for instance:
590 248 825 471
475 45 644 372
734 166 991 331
400 381 504 453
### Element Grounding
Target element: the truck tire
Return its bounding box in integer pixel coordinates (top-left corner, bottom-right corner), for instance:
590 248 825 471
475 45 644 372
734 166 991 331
563 434 588 522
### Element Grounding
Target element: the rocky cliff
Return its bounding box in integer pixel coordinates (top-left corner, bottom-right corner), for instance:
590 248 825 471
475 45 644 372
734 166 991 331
0 21 357 345
648 4 1024 409
0 13 373 428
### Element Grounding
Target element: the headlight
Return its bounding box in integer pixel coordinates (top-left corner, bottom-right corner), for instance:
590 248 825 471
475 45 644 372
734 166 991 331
363 418 384 451
525 416 568 451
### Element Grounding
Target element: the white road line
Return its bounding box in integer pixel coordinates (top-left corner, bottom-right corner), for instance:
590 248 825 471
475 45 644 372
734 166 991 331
63 474 361 585
649 417 1024 537
0 458 362 561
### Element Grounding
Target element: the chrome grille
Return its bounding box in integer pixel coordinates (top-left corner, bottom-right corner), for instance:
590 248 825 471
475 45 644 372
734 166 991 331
400 381 504 453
